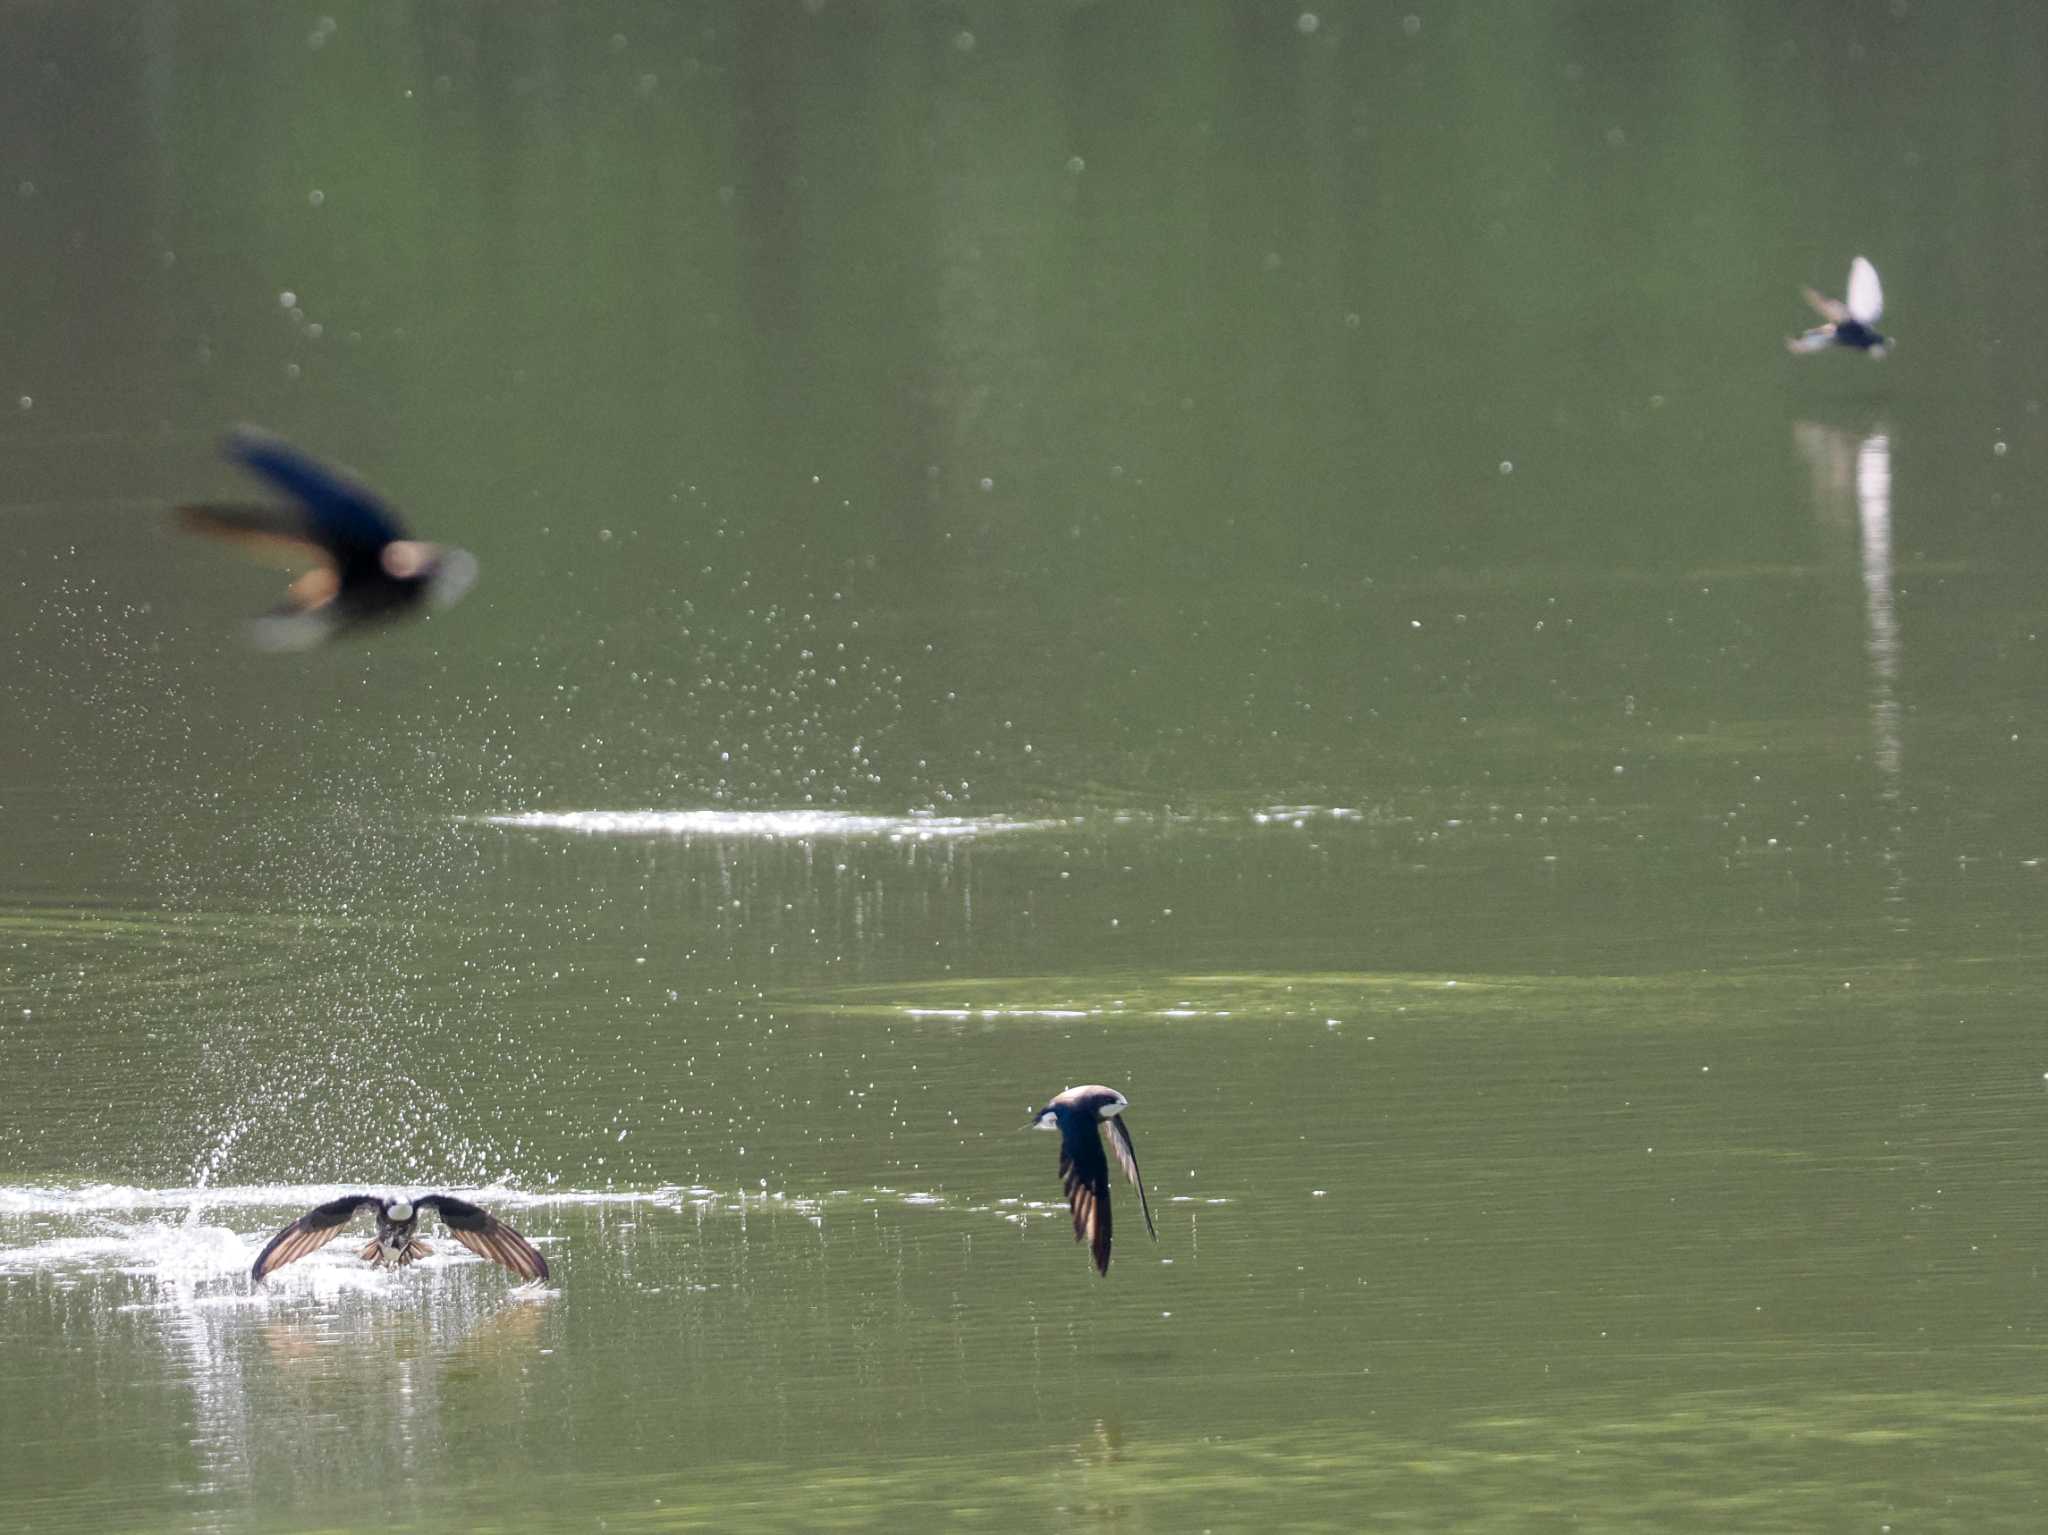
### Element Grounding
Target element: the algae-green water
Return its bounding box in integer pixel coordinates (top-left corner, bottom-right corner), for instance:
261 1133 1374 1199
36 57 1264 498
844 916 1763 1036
8 3 2048 1530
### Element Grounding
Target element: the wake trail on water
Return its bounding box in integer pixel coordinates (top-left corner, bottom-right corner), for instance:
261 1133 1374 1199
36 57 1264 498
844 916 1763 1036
0 1182 701 1284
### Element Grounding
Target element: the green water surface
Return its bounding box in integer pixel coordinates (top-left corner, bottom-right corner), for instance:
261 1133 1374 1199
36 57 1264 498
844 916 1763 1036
7 2 2048 1530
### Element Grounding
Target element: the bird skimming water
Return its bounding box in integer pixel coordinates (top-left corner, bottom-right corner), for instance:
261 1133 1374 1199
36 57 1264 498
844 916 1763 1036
250 1194 548 1285
177 427 476 649
1030 1085 1157 1275
1787 256 1889 357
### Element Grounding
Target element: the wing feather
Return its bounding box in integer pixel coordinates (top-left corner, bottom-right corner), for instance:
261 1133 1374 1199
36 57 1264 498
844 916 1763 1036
223 427 407 558
1059 1146 1111 1274
1103 1115 1157 1242
251 1195 381 1283
416 1195 550 1282
1057 1117 1115 1275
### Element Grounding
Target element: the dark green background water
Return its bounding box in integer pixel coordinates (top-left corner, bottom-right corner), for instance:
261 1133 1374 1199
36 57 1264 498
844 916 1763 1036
7 2 2048 1530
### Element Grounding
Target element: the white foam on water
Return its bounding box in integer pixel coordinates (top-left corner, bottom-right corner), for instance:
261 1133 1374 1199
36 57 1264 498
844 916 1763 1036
478 809 1065 841
0 1181 1026 1281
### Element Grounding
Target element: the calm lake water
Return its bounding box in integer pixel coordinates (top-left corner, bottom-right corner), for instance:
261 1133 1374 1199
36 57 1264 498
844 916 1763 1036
8 2 2048 1530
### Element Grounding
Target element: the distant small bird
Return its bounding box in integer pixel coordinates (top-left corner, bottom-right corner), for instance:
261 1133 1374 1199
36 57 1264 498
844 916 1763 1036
250 1194 548 1285
177 427 476 649
1030 1084 1156 1275
1788 256 1889 357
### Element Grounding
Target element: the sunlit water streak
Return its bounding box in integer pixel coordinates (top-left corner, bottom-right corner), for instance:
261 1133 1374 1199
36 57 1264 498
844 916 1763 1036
477 805 1378 841
479 809 1068 840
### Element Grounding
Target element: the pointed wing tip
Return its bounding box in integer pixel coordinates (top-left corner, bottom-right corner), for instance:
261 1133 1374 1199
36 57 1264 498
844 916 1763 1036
493 1231 550 1283
222 422 281 457
429 1199 551 1282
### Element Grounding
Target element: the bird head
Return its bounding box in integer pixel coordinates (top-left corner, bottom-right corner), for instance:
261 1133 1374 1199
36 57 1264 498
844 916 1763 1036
385 1199 414 1222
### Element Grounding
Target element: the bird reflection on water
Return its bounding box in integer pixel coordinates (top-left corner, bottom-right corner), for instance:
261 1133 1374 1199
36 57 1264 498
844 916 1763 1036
1792 422 1902 795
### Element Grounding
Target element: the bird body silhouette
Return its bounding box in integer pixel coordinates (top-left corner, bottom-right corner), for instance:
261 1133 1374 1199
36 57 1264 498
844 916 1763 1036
178 428 475 648
1788 256 1888 357
1030 1085 1156 1275
251 1194 547 1284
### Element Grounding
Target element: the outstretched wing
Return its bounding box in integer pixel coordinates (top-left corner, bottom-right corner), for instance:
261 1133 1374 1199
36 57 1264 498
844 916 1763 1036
1785 325 1838 355
1058 1119 1114 1275
224 427 407 562
415 1196 550 1282
1801 286 1849 323
1102 1114 1157 1243
251 1195 382 1282
1846 256 1883 326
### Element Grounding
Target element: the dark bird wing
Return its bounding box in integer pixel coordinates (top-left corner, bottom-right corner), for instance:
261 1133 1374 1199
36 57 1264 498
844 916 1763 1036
223 427 407 564
251 1195 382 1282
1058 1116 1115 1275
1801 286 1849 323
415 1196 550 1282
1103 1114 1157 1243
